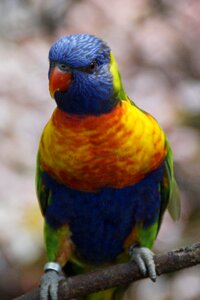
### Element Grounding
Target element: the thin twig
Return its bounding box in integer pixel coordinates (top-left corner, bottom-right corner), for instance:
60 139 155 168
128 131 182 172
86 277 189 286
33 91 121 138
14 242 200 300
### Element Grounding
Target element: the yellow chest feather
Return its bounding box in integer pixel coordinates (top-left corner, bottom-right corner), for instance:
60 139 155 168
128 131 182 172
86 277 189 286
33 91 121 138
39 101 166 191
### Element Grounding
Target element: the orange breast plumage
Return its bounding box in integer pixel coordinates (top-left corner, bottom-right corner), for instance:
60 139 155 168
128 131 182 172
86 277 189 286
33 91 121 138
39 100 167 192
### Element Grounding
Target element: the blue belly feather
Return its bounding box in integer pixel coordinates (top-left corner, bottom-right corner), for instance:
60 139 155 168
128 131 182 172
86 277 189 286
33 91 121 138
42 165 164 264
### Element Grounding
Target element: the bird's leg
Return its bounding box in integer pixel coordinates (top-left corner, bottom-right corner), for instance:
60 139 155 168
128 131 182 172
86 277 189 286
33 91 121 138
40 223 73 300
40 262 65 300
128 244 157 282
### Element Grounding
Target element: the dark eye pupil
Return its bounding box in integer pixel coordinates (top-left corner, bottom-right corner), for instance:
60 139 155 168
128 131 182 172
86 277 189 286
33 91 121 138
90 61 96 70
60 64 68 70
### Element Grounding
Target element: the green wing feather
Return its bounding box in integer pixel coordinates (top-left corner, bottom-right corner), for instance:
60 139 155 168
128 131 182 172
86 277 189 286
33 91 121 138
159 139 180 230
36 152 50 216
164 140 181 221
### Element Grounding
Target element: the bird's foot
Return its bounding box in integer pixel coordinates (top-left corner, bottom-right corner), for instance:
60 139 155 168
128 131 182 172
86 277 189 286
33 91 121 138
40 262 65 300
128 245 157 282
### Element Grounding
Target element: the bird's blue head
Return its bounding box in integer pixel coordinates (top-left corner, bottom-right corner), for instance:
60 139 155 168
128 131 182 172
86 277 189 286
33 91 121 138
48 34 126 115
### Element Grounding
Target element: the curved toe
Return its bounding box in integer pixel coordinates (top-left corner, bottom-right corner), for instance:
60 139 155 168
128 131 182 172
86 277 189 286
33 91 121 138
129 246 157 282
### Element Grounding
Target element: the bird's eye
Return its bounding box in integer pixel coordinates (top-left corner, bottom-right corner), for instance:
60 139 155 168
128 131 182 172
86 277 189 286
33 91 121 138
88 60 97 72
58 63 69 72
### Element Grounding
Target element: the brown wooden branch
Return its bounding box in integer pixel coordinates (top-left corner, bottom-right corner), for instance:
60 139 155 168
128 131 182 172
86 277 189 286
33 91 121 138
15 242 200 300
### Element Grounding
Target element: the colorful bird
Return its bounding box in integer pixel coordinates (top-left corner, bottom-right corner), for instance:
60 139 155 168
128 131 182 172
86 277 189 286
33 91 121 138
36 34 180 300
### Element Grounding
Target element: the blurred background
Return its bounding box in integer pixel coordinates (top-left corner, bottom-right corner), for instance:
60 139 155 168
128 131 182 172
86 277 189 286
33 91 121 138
0 0 200 299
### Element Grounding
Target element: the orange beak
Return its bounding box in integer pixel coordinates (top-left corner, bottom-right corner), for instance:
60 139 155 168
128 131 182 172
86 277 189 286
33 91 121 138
49 66 72 98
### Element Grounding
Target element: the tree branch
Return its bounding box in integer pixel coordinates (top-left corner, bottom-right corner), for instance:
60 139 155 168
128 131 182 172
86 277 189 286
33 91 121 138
15 242 200 300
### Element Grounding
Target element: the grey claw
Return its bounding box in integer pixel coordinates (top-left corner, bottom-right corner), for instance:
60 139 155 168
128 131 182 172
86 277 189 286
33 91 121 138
129 246 157 282
40 270 64 300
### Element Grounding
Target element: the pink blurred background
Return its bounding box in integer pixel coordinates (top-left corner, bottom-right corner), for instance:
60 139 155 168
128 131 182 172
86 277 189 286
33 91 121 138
0 0 200 299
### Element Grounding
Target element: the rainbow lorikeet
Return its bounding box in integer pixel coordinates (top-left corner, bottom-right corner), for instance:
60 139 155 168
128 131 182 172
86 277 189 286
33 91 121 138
37 34 180 300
